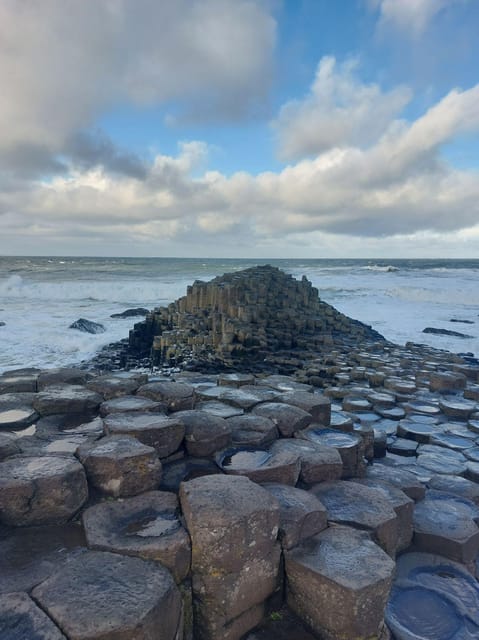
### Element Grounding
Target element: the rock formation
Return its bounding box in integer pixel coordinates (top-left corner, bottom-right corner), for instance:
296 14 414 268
2 269 479 639
128 265 384 370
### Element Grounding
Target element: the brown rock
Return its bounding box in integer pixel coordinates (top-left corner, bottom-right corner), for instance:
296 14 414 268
0 456 88 527
77 435 162 497
180 474 281 640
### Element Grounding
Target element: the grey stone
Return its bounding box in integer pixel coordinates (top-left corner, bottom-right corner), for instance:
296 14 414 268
33 384 102 416
262 483 327 550
37 368 93 390
86 374 143 399
69 318 105 334
366 465 426 501
298 427 365 478
279 391 331 425
0 433 21 460
285 526 395 640
0 592 65 639
252 402 312 437
355 478 413 552
32 550 182 640
175 410 231 457
82 491 191 583
103 411 185 458
0 456 88 526
77 435 162 497
226 414 278 447
413 490 479 565
100 394 165 416
271 438 342 485
428 474 479 505
311 480 399 555
137 380 195 412
218 441 300 486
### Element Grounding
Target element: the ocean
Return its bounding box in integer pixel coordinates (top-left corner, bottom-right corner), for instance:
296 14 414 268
0 256 478 374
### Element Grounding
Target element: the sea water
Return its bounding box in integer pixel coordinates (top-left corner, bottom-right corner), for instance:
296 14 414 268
0 257 478 374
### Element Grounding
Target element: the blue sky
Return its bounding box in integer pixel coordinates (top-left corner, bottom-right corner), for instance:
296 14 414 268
1 0 479 257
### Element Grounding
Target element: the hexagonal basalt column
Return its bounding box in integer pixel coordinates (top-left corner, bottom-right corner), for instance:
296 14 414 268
0 592 65 639
77 435 162 498
82 491 190 583
32 551 182 640
0 456 88 526
103 412 185 458
285 526 395 640
180 474 281 640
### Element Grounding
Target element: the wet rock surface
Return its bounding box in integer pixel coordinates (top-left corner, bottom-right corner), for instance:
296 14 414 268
1 266 479 638
32 550 182 640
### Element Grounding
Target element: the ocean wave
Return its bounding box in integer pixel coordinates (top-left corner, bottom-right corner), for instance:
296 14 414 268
360 265 399 273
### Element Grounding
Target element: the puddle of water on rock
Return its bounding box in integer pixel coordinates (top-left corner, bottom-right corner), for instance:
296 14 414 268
44 438 85 453
11 424 37 438
124 512 179 538
386 586 462 640
222 449 271 470
309 429 358 448
0 409 32 425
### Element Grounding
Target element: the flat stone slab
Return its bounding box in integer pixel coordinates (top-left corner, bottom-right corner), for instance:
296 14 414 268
195 400 244 418
32 550 182 640
429 371 467 393
217 373 255 387
137 380 195 411
397 420 437 443
310 480 398 555
386 552 479 639
103 412 185 458
439 398 477 420
0 372 38 393
32 384 102 416
262 483 327 550
86 374 143 399
355 478 414 552
252 402 312 437
37 368 93 390
285 526 395 640
99 394 165 417
367 465 428 502
174 409 231 457
0 433 20 460
226 414 278 447
430 432 475 451
257 375 313 393
413 490 479 565
0 524 86 595
0 406 39 430
77 435 161 497
298 427 365 478
0 592 65 639
160 457 221 493
270 438 342 485
0 456 88 526
218 442 300 485
428 474 479 505
279 391 331 425
387 437 418 457
196 386 266 410
83 491 191 583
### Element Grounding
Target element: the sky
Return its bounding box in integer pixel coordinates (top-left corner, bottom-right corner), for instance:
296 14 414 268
1 0 479 259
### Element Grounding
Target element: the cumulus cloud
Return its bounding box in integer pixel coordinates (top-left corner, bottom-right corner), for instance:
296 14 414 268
273 57 412 160
0 0 275 175
370 0 467 35
2 79 479 257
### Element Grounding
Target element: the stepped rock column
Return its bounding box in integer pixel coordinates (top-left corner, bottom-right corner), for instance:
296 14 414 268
179 474 281 640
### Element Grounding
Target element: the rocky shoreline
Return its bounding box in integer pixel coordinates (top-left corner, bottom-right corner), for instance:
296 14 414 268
1 267 479 639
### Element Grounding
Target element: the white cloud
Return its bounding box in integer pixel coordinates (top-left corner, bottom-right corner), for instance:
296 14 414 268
2 79 479 257
273 56 412 160
0 0 275 171
371 0 466 35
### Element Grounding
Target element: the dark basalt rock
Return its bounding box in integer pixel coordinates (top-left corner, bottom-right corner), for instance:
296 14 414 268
110 307 150 318
128 265 385 370
423 327 473 338
69 318 106 334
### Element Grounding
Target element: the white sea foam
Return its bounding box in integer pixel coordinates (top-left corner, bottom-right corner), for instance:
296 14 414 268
0 257 477 373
